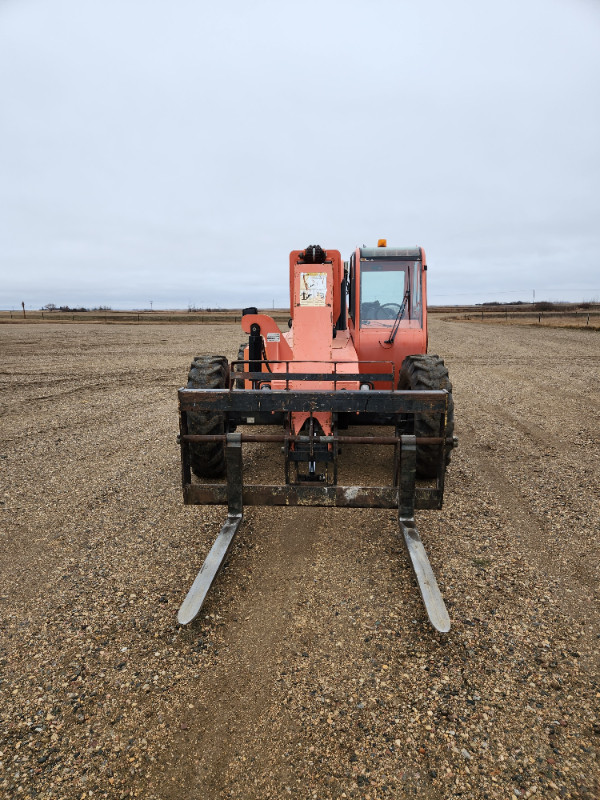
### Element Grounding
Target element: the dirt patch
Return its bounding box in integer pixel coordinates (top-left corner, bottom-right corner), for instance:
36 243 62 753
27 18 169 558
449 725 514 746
1 321 598 799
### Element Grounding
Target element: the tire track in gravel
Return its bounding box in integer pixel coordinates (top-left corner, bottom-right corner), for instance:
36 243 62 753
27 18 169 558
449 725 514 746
462 431 599 676
0 373 179 419
159 506 326 799
463 401 599 586
0 383 178 608
444 318 600 671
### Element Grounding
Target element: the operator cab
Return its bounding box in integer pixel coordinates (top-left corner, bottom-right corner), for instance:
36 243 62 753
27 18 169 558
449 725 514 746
347 244 428 381
349 246 424 329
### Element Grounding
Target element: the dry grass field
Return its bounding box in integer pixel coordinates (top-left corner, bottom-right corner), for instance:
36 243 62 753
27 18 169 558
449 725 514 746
438 312 600 331
1 319 599 799
0 310 290 326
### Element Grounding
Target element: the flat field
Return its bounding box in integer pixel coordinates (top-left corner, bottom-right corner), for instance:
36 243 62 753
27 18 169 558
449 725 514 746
1 320 598 799
436 310 600 331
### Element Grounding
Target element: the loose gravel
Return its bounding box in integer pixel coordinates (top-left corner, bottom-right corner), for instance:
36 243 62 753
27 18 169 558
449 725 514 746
0 320 598 799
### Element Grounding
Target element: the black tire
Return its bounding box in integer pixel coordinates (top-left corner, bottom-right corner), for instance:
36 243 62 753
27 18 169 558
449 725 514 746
186 355 229 478
233 342 246 389
398 354 454 478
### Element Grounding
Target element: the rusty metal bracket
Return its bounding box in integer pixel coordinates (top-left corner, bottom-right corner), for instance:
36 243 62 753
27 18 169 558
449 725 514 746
225 432 243 516
177 390 452 631
178 388 448 416
399 435 417 519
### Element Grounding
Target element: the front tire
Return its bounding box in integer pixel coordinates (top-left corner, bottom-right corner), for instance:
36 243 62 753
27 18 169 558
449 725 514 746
186 356 229 478
398 354 454 478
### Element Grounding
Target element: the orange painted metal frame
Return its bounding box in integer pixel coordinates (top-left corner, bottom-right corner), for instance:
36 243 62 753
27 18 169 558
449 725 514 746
348 247 428 387
240 245 429 433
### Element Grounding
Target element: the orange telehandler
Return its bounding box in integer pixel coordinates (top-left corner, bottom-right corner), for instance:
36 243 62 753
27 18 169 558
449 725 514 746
177 242 456 631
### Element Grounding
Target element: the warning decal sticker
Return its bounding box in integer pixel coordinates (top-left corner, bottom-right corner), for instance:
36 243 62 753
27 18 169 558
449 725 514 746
299 272 327 306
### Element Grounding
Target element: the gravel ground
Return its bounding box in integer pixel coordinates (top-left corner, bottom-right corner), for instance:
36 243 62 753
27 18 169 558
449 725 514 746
0 319 598 800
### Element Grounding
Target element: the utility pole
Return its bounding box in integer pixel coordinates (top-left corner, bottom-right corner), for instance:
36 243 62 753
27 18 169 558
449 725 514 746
21 301 25 319
150 300 153 311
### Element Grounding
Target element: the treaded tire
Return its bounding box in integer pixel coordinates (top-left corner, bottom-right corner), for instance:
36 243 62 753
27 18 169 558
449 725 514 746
398 354 454 478
186 355 229 478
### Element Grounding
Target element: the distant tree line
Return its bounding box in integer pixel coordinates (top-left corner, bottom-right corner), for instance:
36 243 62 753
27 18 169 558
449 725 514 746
476 300 525 307
42 304 112 312
476 300 598 311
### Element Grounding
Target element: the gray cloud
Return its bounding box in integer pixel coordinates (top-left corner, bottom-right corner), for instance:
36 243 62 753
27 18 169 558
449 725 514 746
1 0 599 309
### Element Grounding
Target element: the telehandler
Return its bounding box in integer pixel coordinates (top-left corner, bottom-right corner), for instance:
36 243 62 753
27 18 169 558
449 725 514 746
177 242 456 631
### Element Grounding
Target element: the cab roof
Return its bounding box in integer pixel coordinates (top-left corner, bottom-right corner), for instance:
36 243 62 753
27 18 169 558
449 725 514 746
359 247 421 260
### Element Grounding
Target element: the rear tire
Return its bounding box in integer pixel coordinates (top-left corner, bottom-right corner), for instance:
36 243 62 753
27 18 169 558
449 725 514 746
186 356 229 478
398 354 454 478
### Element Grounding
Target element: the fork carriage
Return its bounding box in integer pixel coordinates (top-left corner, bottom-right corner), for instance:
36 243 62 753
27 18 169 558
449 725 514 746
177 366 454 633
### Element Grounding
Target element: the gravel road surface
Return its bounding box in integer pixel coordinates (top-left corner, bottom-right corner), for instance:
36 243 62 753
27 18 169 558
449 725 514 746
1 319 598 799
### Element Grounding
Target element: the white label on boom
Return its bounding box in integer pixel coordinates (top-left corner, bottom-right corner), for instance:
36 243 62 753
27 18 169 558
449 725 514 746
299 272 327 306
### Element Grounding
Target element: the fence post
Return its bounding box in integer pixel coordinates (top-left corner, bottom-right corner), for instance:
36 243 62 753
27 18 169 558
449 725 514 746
587 314 590 326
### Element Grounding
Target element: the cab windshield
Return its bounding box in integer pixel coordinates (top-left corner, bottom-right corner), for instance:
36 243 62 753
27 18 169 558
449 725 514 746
359 259 422 327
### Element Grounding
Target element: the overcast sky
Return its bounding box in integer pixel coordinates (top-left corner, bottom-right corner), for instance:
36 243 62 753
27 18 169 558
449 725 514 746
1 0 599 309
